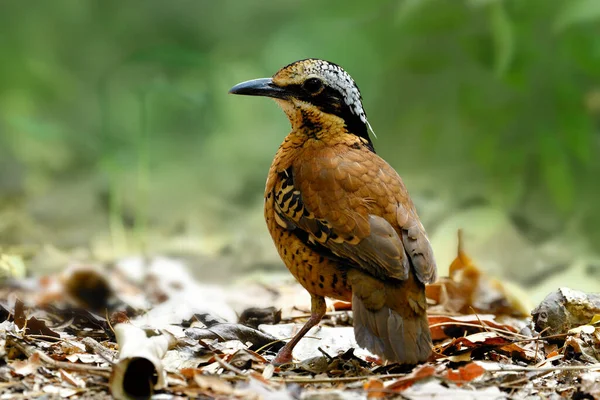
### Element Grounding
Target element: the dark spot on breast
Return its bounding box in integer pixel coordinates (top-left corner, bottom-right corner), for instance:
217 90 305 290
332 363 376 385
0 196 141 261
295 249 300 255
267 192 272 199
350 142 362 150
318 256 324 263
308 264 313 271
283 249 287 255
319 283 324 289
332 274 338 286
319 275 325 283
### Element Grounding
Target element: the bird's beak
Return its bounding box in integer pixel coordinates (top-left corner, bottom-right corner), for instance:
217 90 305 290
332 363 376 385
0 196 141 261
228 78 288 99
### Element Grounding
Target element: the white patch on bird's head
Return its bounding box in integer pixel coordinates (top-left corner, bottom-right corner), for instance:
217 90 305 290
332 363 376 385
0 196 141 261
303 60 376 137
274 59 376 138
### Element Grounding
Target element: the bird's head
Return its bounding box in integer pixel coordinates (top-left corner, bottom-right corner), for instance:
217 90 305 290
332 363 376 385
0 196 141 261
229 59 373 144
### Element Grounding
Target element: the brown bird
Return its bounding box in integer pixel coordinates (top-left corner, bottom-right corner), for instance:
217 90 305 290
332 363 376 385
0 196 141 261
229 59 437 365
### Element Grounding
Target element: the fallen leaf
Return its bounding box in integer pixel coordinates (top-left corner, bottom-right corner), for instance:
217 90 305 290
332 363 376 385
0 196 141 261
364 378 385 398
402 379 504 399
187 323 283 352
333 301 352 311
427 230 531 317
428 314 518 341
580 371 600 399
42 385 79 398
239 306 281 329
388 364 437 391
193 373 234 395
11 353 41 376
60 369 86 388
23 316 61 339
445 362 486 385
12 298 60 340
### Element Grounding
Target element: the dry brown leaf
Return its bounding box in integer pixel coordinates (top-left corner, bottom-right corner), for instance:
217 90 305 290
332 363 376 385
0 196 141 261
364 378 385 398
42 385 79 398
387 364 437 391
179 367 201 380
438 330 537 362
445 362 486 385
428 314 518 341
59 369 86 388
193 374 234 395
333 301 352 311
12 298 60 340
11 353 41 376
427 230 531 317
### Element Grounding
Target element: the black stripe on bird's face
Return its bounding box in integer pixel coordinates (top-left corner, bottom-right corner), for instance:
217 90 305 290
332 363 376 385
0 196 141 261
283 83 373 148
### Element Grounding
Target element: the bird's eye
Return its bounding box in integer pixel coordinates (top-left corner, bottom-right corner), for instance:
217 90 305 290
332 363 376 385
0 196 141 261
302 77 324 95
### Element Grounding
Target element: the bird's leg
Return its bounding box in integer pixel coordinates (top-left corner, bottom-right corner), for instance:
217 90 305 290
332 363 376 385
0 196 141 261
272 294 326 366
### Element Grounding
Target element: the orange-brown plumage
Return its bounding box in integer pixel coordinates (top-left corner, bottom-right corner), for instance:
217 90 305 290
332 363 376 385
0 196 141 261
230 59 437 365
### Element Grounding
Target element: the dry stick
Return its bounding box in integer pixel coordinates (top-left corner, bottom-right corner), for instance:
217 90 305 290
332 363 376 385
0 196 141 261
223 362 600 384
254 335 322 356
212 353 246 376
484 364 600 373
81 337 116 365
7 336 112 378
218 372 410 384
212 353 279 389
496 370 555 389
534 326 551 363
517 333 574 343
254 339 286 355
282 363 600 384
285 311 350 321
26 334 68 342
428 321 530 339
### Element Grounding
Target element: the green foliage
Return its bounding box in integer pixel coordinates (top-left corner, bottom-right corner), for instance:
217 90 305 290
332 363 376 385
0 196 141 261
0 0 599 245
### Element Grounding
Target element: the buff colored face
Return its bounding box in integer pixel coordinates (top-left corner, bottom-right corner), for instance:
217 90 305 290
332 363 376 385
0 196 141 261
229 59 374 138
271 59 369 128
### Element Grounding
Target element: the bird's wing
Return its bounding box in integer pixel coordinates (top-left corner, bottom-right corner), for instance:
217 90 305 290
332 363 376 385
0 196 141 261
272 146 436 284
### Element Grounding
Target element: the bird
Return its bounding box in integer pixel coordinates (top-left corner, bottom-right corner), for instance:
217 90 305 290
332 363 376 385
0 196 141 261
229 59 437 365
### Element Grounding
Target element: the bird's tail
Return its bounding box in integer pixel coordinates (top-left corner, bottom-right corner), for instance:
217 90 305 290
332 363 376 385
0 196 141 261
349 270 432 364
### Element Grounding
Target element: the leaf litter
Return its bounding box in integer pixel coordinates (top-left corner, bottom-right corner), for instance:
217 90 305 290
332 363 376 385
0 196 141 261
0 231 599 399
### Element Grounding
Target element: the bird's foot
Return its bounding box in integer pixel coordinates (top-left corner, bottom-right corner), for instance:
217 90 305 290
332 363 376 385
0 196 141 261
271 347 293 366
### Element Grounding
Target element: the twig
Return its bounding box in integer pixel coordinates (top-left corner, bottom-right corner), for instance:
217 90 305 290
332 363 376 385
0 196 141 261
82 337 116 365
496 370 554 388
216 372 410 384
254 335 321 355
26 334 67 342
284 311 350 321
7 336 111 378
534 327 550 362
428 321 530 339
213 353 246 376
318 347 333 362
254 339 286 355
484 363 600 373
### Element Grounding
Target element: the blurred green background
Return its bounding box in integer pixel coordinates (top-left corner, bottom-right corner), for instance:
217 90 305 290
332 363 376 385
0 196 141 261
1 0 599 300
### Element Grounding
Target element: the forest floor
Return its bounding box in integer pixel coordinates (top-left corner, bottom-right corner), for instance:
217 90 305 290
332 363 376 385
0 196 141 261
1 234 599 399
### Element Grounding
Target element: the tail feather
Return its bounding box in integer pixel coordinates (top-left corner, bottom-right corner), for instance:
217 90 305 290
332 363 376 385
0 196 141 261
352 292 432 364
